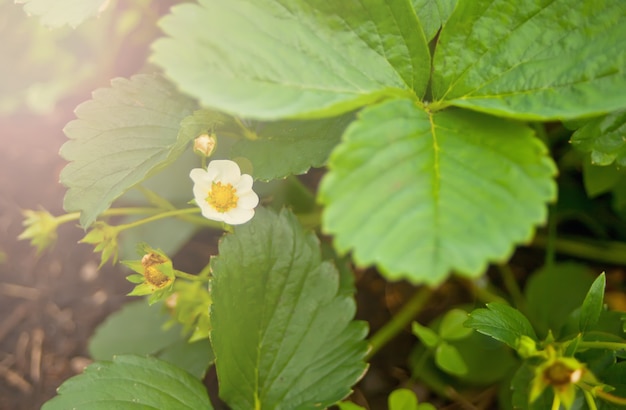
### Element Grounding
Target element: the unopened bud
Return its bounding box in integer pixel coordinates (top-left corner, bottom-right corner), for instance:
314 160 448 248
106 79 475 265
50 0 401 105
193 134 217 157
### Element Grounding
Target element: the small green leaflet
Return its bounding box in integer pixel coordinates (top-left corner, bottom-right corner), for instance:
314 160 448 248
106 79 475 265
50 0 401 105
210 208 368 410
579 272 606 332
319 99 556 284
152 0 429 120
60 74 197 228
432 0 626 120
41 355 213 410
16 0 109 28
466 303 537 349
571 110 626 166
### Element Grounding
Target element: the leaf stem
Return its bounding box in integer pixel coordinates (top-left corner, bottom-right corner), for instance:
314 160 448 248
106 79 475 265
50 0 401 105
545 205 557 267
531 235 626 265
54 207 160 225
497 264 525 309
174 269 210 282
465 279 509 305
115 208 221 232
366 286 432 359
594 389 626 406
234 117 258 140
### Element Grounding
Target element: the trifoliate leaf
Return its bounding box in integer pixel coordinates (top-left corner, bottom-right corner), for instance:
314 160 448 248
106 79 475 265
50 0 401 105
580 273 607 333
466 303 537 349
432 0 626 120
210 208 368 410
571 110 626 166
152 0 429 120
16 0 109 28
411 0 458 42
319 99 556 284
231 113 354 180
61 74 197 227
41 355 213 410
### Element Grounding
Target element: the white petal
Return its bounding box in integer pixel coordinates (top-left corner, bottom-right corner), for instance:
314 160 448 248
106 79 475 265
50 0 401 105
199 202 226 222
237 190 259 209
207 160 241 185
189 168 207 183
235 174 254 192
223 207 255 225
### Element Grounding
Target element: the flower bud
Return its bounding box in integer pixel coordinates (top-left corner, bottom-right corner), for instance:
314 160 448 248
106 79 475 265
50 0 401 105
193 133 217 157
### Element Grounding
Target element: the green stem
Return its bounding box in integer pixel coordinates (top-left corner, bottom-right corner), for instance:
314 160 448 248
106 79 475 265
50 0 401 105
551 395 561 410
583 389 598 410
234 117 258 140
201 156 207 169
497 264 525 309
466 279 509 305
174 269 210 282
594 389 626 406
532 235 626 265
116 208 216 232
545 205 557 267
55 207 160 225
367 286 433 359
578 341 626 351
198 262 212 279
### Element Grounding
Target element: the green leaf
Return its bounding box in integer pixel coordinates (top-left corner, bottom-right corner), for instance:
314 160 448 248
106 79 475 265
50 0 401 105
439 308 472 341
582 158 624 198
231 113 354 181
41 355 213 410
88 301 181 360
60 74 197 227
388 388 419 410
466 303 537 349
16 0 109 28
524 263 594 338
450 332 517 385
580 273 607 332
435 342 467 376
412 322 441 348
411 0 458 42
157 339 214 380
152 0 429 120
571 110 626 166
432 0 626 120
319 99 556 284
210 208 368 410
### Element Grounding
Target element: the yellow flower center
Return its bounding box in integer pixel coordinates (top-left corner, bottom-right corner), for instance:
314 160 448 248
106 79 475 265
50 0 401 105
144 266 172 290
543 361 581 387
207 182 238 213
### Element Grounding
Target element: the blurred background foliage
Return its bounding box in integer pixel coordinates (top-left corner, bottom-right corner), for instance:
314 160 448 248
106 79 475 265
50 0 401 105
0 0 171 115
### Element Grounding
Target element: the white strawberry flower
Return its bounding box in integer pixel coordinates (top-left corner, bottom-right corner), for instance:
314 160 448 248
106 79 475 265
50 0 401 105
190 160 259 225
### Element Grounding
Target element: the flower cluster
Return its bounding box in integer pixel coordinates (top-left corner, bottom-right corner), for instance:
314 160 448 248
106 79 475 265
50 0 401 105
190 160 259 225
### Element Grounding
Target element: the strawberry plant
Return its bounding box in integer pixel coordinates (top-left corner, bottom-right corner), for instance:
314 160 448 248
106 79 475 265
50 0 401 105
16 0 626 408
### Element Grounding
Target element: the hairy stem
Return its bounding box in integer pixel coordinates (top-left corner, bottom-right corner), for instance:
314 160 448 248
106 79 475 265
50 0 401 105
367 286 432 359
497 264 525 309
532 235 626 265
